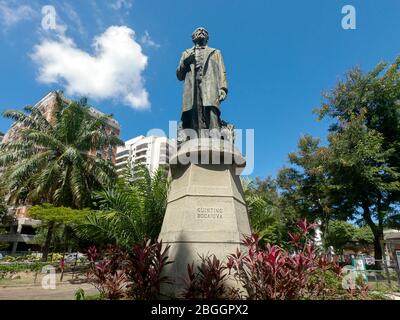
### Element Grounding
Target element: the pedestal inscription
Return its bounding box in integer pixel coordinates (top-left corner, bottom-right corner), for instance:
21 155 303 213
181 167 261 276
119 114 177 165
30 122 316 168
196 207 224 220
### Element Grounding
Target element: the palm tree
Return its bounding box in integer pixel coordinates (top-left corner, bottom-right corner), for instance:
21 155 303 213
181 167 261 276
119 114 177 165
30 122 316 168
75 166 169 250
0 95 122 259
242 177 285 244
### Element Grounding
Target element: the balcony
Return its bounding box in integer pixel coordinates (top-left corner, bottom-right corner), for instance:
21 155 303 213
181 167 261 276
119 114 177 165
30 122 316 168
116 156 129 164
135 154 147 161
135 143 148 152
117 150 130 157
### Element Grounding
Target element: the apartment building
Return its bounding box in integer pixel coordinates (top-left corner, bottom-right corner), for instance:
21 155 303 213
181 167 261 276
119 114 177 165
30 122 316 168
116 135 175 175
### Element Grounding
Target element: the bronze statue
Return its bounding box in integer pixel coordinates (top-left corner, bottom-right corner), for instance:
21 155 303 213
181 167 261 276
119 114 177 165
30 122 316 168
177 27 228 136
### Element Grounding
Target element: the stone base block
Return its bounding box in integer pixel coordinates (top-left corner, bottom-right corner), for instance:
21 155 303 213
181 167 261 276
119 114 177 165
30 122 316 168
158 139 251 297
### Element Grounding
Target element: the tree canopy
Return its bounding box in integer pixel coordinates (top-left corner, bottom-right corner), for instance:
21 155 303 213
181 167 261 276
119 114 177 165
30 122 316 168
0 95 122 209
278 57 400 265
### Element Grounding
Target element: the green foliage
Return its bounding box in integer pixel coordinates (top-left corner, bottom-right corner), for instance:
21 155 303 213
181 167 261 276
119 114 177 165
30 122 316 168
316 57 400 256
0 198 7 222
0 185 8 223
29 204 92 225
0 242 10 251
0 262 52 273
27 204 94 253
277 135 334 241
242 177 285 244
75 288 86 300
75 288 103 300
278 57 400 263
353 226 374 245
325 220 374 252
75 166 169 249
325 220 356 252
0 94 123 209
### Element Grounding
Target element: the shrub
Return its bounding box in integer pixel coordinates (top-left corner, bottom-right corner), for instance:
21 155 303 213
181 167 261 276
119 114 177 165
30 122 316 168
86 246 127 300
182 255 240 300
84 220 375 300
124 239 172 300
75 288 103 300
86 239 172 300
227 219 369 300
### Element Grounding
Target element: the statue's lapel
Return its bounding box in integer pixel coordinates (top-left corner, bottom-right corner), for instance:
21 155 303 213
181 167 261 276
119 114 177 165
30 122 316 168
202 47 216 74
204 47 216 61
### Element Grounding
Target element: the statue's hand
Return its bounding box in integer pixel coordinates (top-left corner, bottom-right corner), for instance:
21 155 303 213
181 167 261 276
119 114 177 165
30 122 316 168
219 89 227 102
183 50 195 66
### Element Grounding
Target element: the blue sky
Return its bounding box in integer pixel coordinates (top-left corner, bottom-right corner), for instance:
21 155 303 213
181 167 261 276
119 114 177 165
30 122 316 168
1 0 399 178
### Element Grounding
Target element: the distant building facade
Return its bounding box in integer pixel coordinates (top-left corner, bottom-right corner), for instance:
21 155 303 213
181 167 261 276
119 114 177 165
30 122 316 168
116 135 175 175
0 206 41 255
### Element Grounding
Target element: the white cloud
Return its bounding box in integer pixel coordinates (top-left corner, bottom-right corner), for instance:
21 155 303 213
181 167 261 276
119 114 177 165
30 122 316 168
110 0 133 10
31 26 150 110
0 1 36 28
140 31 160 49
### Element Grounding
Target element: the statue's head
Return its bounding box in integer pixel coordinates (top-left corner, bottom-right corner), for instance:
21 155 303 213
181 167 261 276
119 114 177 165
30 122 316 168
192 27 209 46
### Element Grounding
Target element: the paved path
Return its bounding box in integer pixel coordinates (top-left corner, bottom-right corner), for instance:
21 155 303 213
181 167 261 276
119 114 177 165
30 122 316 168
0 282 98 300
386 292 400 300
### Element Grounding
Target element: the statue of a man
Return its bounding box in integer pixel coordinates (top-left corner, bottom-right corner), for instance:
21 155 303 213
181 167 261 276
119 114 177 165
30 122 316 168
177 27 228 136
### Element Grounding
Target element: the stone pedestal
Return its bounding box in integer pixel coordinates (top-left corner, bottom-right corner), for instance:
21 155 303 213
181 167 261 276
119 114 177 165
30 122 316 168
158 139 251 297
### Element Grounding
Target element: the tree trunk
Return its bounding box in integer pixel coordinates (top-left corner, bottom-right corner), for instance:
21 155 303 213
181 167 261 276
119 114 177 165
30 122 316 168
362 200 383 269
373 230 384 269
376 193 384 270
42 221 55 262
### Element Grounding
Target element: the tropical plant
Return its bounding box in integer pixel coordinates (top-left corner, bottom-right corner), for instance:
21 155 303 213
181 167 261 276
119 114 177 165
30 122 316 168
124 239 172 300
1 95 121 208
86 239 172 300
0 95 122 260
182 255 240 300
242 177 285 244
0 185 8 223
0 198 7 223
227 219 370 300
86 246 127 300
75 166 169 250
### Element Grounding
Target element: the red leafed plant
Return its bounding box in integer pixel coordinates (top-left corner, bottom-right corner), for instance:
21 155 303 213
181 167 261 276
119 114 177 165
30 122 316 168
87 246 127 300
227 219 351 300
124 239 172 300
86 239 172 300
182 255 241 300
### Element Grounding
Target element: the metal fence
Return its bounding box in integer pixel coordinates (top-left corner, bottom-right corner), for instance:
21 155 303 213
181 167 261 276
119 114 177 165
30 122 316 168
335 253 400 290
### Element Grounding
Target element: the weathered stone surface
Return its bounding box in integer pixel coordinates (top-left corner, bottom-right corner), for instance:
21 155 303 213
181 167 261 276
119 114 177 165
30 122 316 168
159 140 251 297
